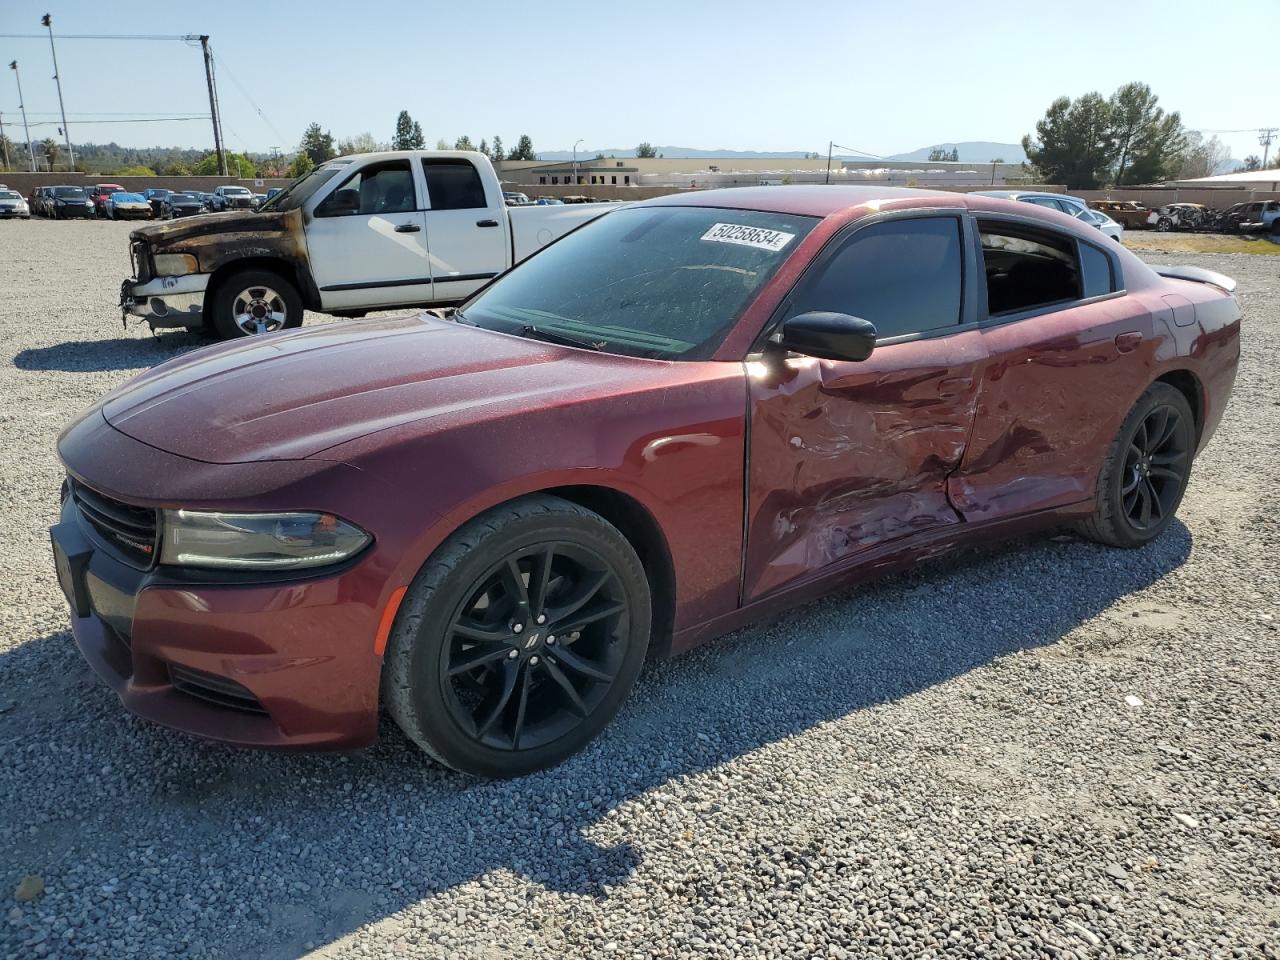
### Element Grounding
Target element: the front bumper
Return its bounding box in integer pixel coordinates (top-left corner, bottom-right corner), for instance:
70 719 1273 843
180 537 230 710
0 207 29 218
51 491 384 750
121 272 210 329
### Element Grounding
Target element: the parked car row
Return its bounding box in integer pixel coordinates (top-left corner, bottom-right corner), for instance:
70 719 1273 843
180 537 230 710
1088 198 1280 236
18 182 280 221
973 190 1125 241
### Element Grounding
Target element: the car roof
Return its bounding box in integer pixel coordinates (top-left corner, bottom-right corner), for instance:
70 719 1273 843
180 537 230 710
633 184 962 218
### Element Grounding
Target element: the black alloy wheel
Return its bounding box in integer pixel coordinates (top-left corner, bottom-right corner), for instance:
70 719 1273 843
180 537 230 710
1077 382 1195 548
441 542 629 752
383 495 651 778
1120 404 1190 532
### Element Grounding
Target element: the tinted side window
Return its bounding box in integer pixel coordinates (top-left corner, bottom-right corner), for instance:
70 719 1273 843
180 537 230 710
423 159 487 210
319 160 415 216
979 221 1083 315
1079 242 1115 298
790 217 964 339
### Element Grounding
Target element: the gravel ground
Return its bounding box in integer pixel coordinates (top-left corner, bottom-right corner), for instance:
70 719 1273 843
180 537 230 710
1 219 1277 960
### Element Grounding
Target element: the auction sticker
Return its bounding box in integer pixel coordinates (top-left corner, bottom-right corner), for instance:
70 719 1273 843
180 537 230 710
701 222 795 252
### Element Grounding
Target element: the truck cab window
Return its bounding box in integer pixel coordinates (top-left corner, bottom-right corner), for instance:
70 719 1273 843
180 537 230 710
318 160 415 217
422 159 487 210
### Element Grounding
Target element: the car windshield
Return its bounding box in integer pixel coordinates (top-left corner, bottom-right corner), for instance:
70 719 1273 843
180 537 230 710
223 186 251 195
0 190 19 200
115 193 145 202
174 193 199 201
259 161 350 211
458 206 817 360
53 187 86 199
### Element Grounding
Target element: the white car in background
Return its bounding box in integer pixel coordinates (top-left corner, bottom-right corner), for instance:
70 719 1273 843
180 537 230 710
975 190 1124 241
0 188 30 219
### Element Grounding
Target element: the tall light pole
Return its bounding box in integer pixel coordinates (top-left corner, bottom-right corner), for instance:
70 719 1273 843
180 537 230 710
8 61 37 172
573 138 583 186
40 13 74 171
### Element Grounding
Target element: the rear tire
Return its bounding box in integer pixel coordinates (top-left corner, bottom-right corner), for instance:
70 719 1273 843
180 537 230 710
383 495 651 778
208 268 303 339
1076 383 1195 549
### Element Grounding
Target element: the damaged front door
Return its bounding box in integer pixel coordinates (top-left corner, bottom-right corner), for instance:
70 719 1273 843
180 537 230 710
743 214 987 601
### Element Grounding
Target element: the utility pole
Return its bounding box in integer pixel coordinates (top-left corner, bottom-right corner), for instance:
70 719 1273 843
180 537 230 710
572 138 583 186
1260 128 1278 169
0 112 9 170
826 141 833 184
198 36 228 176
40 14 74 171
8 61 37 172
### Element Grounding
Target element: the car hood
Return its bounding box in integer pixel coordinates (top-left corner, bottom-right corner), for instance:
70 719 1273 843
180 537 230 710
129 209 278 245
100 315 665 463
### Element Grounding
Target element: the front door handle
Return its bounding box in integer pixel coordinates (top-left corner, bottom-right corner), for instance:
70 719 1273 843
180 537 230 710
394 223 421 233
1115 331 1142 353
476 219 500 228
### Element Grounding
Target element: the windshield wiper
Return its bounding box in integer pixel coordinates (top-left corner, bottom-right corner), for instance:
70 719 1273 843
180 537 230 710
518 324 604 351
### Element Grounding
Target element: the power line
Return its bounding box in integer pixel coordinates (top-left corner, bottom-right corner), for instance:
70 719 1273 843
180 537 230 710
208 50 287 146
0 33 192 41
19 116 209 127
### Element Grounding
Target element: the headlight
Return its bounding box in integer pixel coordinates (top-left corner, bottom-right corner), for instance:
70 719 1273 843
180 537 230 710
152 253 199 277
160 509 371 570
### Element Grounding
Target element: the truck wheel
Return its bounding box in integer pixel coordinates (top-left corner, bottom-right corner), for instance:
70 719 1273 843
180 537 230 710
209 269 303 339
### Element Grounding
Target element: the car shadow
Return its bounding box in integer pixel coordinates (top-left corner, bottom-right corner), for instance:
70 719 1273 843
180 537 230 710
12 333 207 373
0 521 1192 958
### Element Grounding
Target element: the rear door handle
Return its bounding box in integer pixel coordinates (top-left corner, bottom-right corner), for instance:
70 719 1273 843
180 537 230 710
476 219 500 228
1115 331 1142 353
937 376 973 398
394 223 421 233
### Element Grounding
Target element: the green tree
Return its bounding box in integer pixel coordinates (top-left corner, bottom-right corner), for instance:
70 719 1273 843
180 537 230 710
478 138 489 159
392 111 421 150
1022 93 1114 189
508 134 536 160
636 142 658 158
194 151 256 177
1107 82 1184 185
454 135 475 151
299 123 336 165
338 132 383 155
1177 132 1230 180
491 136 504 163
288 152 314 178
1242 155 1262 172
927 147 959 162
114 164 156 176
434 138 449 150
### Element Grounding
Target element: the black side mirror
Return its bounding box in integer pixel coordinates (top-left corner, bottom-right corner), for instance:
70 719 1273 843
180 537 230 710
317 188 360 217
772 311 877 362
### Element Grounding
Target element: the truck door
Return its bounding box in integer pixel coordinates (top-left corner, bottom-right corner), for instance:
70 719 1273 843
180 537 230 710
307 158 431 310
420 158 510 302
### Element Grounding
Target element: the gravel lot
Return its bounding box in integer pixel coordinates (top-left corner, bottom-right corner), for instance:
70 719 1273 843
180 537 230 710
1 219 1277 960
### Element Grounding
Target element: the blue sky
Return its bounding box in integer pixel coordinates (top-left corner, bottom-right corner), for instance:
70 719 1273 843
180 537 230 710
1 0 1276 161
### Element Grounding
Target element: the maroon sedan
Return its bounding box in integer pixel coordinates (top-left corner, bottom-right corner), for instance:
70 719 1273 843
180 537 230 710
52 187 1241 777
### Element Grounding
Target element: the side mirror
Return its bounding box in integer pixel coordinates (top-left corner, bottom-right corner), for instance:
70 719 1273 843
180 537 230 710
772 311 877 362
317 188 359 217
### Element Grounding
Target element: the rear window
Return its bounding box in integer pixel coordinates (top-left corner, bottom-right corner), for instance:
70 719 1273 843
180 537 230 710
53 187 86 198
460 206 817 360
424 159 487 210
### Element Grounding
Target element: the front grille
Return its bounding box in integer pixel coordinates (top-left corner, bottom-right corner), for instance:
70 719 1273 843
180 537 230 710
169 665 267 715
71 480 159 569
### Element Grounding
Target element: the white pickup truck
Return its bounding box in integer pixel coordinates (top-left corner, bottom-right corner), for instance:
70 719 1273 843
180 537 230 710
120 151 614 339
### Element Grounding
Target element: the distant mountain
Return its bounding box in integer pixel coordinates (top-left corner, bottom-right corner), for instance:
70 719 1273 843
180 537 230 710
534 147 824 161
888 141 1027 163
533 142 1029 164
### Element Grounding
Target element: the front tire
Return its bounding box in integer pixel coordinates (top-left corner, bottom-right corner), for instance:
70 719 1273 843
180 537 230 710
208 268 302 339
383 495 651 778
1076 383 1195 548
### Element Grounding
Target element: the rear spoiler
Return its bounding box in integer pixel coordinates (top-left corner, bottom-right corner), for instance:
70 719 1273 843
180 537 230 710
1155 265 1237 294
